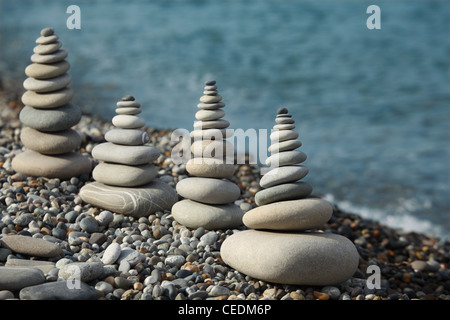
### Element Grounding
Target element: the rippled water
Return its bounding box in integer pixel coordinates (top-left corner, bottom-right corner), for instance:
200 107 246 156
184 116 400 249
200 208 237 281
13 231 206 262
1 0 449 239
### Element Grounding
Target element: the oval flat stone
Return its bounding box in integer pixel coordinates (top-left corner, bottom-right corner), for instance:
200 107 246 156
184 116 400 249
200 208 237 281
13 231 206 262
31 49 68 64
105 128 149 145
197 102 225 110
191 140 234 160
275 117 295 124
270 130 299 143
12 150 91 180
193 120 230 130
116 100 141 108
0 267 46 291
112 115 145 129
19 280 101 300
268 139 302 153
91 142 160 165
273 123 295 130
33 41 62 55
23 73 71 93
186 158 236 178
176 177 240 204
115 107 141 115
0 235 62 258
36 34 59 44
220 230 359 286
102 242 121 264
255 182 312 206
243 198 333 231
195 109 225 121
190 128 233 139
21 127 81 154
171 199 244 230
25 60 70 79
58 262 104 283
22 87 73 109
19 103 81 132
260 165 309 188
79 180 178 217
200 95 222 103
265 150 307 167
93 162 157 187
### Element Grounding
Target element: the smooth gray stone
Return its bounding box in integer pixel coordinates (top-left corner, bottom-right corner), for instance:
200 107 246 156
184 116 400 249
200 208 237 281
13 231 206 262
176 177 241 205
101 242 121 265
199 94 222 103
91 142 160 165
93 162 158 187
33 41 62 55
254 182 312 206
22 87 73 109
0 235 62 258
186 158 235 178
171 199 244 230
23 73 71 93
5 257 56 274
195 109 225 121
220 230 359 286
259 165 309 188
243 198 333 231
19 103 81 132
193 119 230 130
79 180 178 217
268 139 302 153
20 127 81 155
265 150 307 168
25 61 70 79
11 150 91 180
105 128 149 146
58 262 104 283
196 102 225 110
19 280 101 300
30 49 68 64
0 267 46 291
270 130 299 143
275 117 295 124
190 128 233 139
115 107 141 115
112 115 145 129
35 34 58 44
273 123 295 130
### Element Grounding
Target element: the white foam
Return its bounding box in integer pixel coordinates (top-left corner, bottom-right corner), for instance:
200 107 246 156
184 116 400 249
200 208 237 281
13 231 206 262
323 194 448 241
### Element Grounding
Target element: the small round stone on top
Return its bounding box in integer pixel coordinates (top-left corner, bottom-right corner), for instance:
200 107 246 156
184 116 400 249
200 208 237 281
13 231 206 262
41 27 54 37
277 107 289 115
122 95 135 101
205 80 216 86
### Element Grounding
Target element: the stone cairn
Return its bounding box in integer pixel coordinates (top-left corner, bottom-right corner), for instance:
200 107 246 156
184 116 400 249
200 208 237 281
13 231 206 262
172 80 244 229
221 108 359 286
79 96 178 218
12 27 91 180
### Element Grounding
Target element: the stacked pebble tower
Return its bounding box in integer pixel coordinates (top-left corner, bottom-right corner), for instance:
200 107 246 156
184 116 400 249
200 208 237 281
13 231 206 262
172 80 244 230
79 96 178 217
12 27 91 180
221 108 359 286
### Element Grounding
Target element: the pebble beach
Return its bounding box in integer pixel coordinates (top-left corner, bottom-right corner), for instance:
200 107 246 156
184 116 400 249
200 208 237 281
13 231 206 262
0 77 449 302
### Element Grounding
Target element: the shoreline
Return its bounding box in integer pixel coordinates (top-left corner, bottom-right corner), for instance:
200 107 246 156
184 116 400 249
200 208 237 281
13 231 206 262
0 77 449 300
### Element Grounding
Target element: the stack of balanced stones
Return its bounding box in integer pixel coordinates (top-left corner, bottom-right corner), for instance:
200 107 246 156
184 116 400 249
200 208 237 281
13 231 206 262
80 96 177 218
221 108 359 286
12 27 91 180
172 81 244 230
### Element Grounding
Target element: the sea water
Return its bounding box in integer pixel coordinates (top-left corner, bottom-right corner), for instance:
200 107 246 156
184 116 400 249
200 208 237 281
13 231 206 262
0 0 448 239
